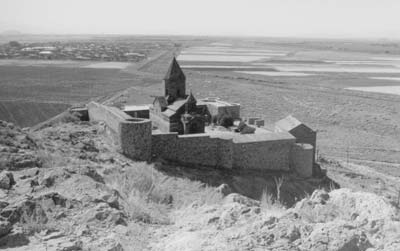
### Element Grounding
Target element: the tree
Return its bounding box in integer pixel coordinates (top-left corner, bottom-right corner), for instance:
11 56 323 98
219 114 234 128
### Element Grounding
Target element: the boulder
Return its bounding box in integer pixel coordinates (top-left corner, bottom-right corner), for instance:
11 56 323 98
1 197 48 225
39 169 71 188
216 184 232 196
310 190 330 205
0 217 12 237
79 165 104 183
224 193 260 207
83 203 127 227
0 171 15 189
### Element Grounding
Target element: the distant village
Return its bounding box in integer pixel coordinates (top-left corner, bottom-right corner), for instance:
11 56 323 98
0 40 151 62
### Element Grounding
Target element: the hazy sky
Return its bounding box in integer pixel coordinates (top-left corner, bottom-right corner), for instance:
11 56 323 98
1 0 400 38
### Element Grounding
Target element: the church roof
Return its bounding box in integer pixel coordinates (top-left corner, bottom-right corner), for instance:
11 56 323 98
167 99 187 112
275 115 314 132
153 96 168 108
186 91 196 104
164 57 186 81
162 108 176 118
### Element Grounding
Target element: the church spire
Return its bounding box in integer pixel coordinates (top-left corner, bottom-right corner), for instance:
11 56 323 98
187 90 196 104
164 57 186 102
164 57 186 81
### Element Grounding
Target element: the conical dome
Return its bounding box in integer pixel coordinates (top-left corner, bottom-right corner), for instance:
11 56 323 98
164 57 186 81
187 90 196 104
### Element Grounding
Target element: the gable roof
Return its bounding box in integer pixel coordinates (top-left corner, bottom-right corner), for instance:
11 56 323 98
164 57 186 81
275 115 314 132
167 99 187 112
153 96 168 108
162 108 177 118
159 99 187 118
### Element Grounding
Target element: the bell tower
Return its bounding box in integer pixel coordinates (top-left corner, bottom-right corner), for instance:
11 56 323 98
164 57 186 104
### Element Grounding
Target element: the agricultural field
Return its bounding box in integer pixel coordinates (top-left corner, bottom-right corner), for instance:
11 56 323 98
0 63 135 127
0 35 178 127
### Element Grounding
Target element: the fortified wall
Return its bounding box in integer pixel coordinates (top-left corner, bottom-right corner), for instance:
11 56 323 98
87 102 314 177
87 102 152 161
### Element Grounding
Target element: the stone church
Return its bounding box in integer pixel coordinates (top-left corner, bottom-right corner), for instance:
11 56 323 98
150 58 209 134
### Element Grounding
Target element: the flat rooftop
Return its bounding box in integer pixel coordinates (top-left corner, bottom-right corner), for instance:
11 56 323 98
205 126 295 143
123 105 150 111
198 97 239 107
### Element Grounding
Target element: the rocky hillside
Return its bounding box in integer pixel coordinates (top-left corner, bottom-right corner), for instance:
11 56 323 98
0 118 399 251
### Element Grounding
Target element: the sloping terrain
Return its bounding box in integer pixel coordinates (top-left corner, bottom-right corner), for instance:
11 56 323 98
0 117 399 250
0 101 69 128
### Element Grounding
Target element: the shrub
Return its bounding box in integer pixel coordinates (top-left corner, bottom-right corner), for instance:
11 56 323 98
260 187 285 217
219 115 234 128
211 115 218 125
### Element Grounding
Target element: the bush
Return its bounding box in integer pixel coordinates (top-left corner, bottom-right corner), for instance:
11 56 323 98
260 187 285 218
211 115 218 125
219 115 234 128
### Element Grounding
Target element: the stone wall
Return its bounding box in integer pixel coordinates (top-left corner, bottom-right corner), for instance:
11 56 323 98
151 132 178 158
216 138 234 169
203 103 240 120
120 118 152 161
88 102 152 161
88 101 314 173
152 133 234 169
290 143 314 177
151 130 298 171
233 139 295 170
174 134 219 167
291 128 316 163
220 106 240 120
88 102 128 133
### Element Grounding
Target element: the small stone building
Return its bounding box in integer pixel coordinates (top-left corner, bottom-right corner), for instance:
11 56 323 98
275 115 317 162
198 97 240 121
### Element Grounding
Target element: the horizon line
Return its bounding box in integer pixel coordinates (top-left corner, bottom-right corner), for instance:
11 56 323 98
1 31 400 42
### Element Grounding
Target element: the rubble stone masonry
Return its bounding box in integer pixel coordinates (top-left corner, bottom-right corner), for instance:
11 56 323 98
88 102 151 161
88 102 314 176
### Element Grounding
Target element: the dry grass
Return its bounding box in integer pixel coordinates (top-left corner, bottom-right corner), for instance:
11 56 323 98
37 148 93 169
260 187 285 218
105 162 222 224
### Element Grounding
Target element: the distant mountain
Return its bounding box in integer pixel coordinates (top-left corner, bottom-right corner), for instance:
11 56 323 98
1 30 23 35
